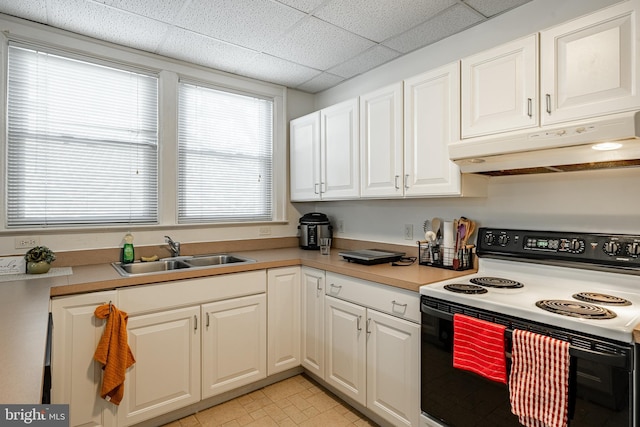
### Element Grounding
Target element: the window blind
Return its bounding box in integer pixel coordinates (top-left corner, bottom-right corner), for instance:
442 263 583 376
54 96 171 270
6 44 158 227
178 81 273 223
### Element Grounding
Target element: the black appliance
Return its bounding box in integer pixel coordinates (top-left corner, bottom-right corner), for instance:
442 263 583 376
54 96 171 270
298 212 332 250
420 228 639 427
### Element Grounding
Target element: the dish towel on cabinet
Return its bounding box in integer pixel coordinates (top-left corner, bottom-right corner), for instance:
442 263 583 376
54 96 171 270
452 313 507 384
509 329 571 427
93 303 136 406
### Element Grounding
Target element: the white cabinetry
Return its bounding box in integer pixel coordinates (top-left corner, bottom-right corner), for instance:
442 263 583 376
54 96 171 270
117 271 266 426
541 1 640 125
202 294 266 398
51 290 117 427
267 267 301 375
461 34 538 138
360 82 404 197
324 273 420 427
300 267 325 378
290 98 359 201
404 63 464 196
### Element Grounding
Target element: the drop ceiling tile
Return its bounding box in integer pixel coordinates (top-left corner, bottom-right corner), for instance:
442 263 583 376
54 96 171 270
314 0 456 42
297 72 345 93
265 16 375 70
383 4 484 53
0 0 46 23
47 0 170 52
176 0 306 52
328 45 400 79
241 54 322 87
103 0 188 24
157 27 259 74
276 0 328 14
464 0 532 18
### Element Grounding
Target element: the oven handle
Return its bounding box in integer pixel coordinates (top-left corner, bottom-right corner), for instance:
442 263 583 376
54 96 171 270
421 304 629 369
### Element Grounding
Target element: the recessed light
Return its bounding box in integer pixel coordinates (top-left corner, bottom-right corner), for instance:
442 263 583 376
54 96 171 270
592 142 622 151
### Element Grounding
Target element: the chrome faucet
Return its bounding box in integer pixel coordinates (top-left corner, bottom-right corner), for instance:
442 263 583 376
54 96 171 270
164 235 181 257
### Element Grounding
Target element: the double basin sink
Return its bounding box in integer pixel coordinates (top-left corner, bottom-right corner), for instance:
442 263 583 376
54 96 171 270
112 254 256 277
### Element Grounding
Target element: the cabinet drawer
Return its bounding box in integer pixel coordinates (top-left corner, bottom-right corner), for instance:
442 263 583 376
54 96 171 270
325 272 419 323
119 270 266 315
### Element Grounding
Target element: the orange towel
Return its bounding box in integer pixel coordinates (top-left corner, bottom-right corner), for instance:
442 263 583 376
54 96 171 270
93 303 135 406
453 313 507 383
509 329 571 427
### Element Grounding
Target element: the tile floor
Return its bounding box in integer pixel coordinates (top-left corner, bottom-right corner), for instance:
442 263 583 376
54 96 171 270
163 374 378 427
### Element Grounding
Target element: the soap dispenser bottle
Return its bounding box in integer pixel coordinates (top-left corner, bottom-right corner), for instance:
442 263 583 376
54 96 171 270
121 232 135 264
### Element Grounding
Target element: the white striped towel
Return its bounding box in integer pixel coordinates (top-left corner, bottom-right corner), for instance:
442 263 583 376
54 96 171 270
509 329 571 427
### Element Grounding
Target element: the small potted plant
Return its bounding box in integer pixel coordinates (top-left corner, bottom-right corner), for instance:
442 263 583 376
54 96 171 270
25 246 56 274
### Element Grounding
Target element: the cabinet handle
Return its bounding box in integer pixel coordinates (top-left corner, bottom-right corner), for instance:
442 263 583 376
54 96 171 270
404 174 409 190
546 94 551 114
394 175 400 190
316 277 322 292
206 312 210 328
392 300 408 308
194 315 198 331
314 183 320 194
527 98 532 118
366 318 372 335
320 182 325 194
330 283 342 292
357 315 362 331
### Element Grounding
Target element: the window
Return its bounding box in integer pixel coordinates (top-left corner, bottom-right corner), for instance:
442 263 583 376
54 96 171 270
6 44 158 227
178 81 274 223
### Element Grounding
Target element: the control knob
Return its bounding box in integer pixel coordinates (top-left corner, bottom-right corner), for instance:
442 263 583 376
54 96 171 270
484 234 496 245
603 241 620 256
497 235 510 246
627 242 640 257
569 239 583 253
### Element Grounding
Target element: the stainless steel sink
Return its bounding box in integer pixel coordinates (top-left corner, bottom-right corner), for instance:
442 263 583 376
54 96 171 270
112 253 255 276
183 254 255 267
112 259 191 276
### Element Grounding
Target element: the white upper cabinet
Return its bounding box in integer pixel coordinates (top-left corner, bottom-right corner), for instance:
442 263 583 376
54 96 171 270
461 34 539 138
360 82 404 198
404 63 463 196
541 1 640 125
290 99 359 201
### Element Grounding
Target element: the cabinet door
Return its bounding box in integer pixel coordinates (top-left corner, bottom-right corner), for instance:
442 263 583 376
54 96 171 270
51 291 117 427
118 306 200 427
290 111 321 201
367 310 420 427
267 267 301 375
301 267 325 378
321 98 360 199
404 63 461 197
462 34 538 138
202 294 266 399
360 82 404 198
324 295 367 406
541 1 640 125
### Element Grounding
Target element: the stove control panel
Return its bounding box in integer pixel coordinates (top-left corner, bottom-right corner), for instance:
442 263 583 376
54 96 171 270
478 228 640 270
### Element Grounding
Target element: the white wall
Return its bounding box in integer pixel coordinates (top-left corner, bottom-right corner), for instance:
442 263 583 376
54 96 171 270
296 0 640 247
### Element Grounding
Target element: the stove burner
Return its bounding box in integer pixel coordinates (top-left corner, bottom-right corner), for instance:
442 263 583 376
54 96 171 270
444 283 488 294
470 277 524 289
536 300 617 319
572 292 631 306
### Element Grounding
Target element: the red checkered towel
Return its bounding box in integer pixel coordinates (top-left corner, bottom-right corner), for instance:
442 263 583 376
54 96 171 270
509 329 571 427
453 314 507 384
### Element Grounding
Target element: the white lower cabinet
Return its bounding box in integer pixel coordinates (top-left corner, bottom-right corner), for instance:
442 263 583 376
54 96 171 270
267 267 301 375
300 267 326 379
117 306 201 426
51 290 117 427
324 273 421 427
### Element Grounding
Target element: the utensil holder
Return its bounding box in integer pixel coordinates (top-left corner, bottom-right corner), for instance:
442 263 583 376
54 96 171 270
418 241 474 271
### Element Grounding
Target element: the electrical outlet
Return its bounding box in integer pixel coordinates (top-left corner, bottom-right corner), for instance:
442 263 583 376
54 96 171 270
15 236 40 249
404 224 413 240
259 226 271 236
336 220 344 233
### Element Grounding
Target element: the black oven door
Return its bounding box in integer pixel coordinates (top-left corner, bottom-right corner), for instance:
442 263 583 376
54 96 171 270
421 297 635 427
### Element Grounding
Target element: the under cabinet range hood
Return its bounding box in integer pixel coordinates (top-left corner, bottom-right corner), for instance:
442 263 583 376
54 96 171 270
449 111 640 176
